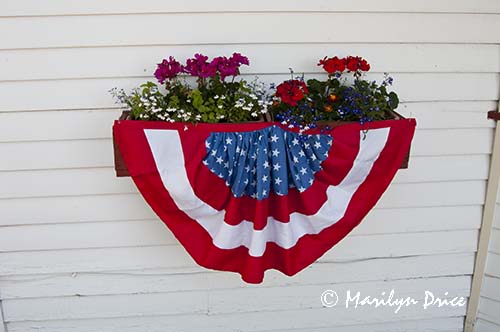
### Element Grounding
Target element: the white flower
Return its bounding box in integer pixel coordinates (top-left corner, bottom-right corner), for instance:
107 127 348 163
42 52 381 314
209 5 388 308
214 95 220 99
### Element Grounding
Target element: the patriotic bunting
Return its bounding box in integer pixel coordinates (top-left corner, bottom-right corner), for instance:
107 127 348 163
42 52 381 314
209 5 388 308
113 119 416 283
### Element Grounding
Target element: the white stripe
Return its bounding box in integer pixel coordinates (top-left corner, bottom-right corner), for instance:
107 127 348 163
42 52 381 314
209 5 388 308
145 127 390 257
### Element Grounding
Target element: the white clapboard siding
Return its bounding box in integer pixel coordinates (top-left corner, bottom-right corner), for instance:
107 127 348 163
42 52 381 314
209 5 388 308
1 73 499 112
0 128 493 171
0 230 479 276
3 0 500 16
4 307 468 332
0 198 482 227
0 4 498 332
1 276 470 321
1 13 500 50
0 218 481 252
0 181 487 223
1 44 499 81
5 317 466 332
0 152 489 191
0 165 488 201
0 101 495 143
0 253 475 299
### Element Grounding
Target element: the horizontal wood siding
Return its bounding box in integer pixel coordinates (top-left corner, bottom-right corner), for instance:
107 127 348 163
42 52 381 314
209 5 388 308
0 2 499 331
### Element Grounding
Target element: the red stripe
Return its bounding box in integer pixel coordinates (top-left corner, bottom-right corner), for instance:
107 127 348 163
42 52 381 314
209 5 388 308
179 123 360 228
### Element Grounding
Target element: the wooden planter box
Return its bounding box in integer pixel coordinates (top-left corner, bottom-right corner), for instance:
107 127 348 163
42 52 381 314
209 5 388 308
113 111 411 177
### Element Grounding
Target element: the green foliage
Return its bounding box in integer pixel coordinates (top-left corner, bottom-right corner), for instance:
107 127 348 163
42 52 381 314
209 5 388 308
111 75 271 124
269 73 400 129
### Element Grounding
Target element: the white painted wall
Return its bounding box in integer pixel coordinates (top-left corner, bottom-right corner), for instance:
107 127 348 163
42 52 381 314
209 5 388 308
0 1 499 331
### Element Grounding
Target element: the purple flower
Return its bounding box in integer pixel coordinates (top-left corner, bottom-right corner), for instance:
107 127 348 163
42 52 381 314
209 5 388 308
211 53 250 80
182 52 250 80
230 52 249 66
154 56 182 84
183 53 217 78
211 56 236 80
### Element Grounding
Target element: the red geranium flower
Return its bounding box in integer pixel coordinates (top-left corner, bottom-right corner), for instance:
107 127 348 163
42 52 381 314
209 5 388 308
276 80 309 106
318 56 346 74
345 56 370 72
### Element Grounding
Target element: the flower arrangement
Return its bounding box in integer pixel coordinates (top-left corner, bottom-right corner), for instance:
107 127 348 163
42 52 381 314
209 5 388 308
112 53 399 132
111 53 272 123
270 56 399 132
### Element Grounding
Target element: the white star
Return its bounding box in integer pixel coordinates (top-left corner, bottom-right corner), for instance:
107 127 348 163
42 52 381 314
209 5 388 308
272 149 280 157
216 156 224 164
273 163 281 171
311 155 317 161
251 168 257 174
228 169 233 176
218 173 224 178
245 165 251 172
263 160 270 169
224 162 229 168
298 186 306 192
298 150 305 157
211 150 217 156
304 143 310 149
295 174 300 180
292 138 299 146
240 150 246 156
244 178 249 185
270 134 279 142
324 151 329 157
224 146 227 152
236 146 241 153
262 189 267 196
202 160 208 166
226 137 233 145
251 180 257 186
300 167 307 175
205 141 211 148
275 177 282 185
309 178 314 185
293 156 299 163
251 193 257 198
328 139 333 145
314 142 322 149
262 175 268 182
252 153 257 160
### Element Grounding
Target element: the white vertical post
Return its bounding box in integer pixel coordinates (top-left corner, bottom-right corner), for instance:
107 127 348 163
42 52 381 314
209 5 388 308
0 300 6 332
464 107 500 332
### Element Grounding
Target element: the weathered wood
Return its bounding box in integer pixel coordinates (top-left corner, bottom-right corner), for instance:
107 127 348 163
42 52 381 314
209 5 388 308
0 253 474 299
1 276 469 321
0 230 478 276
